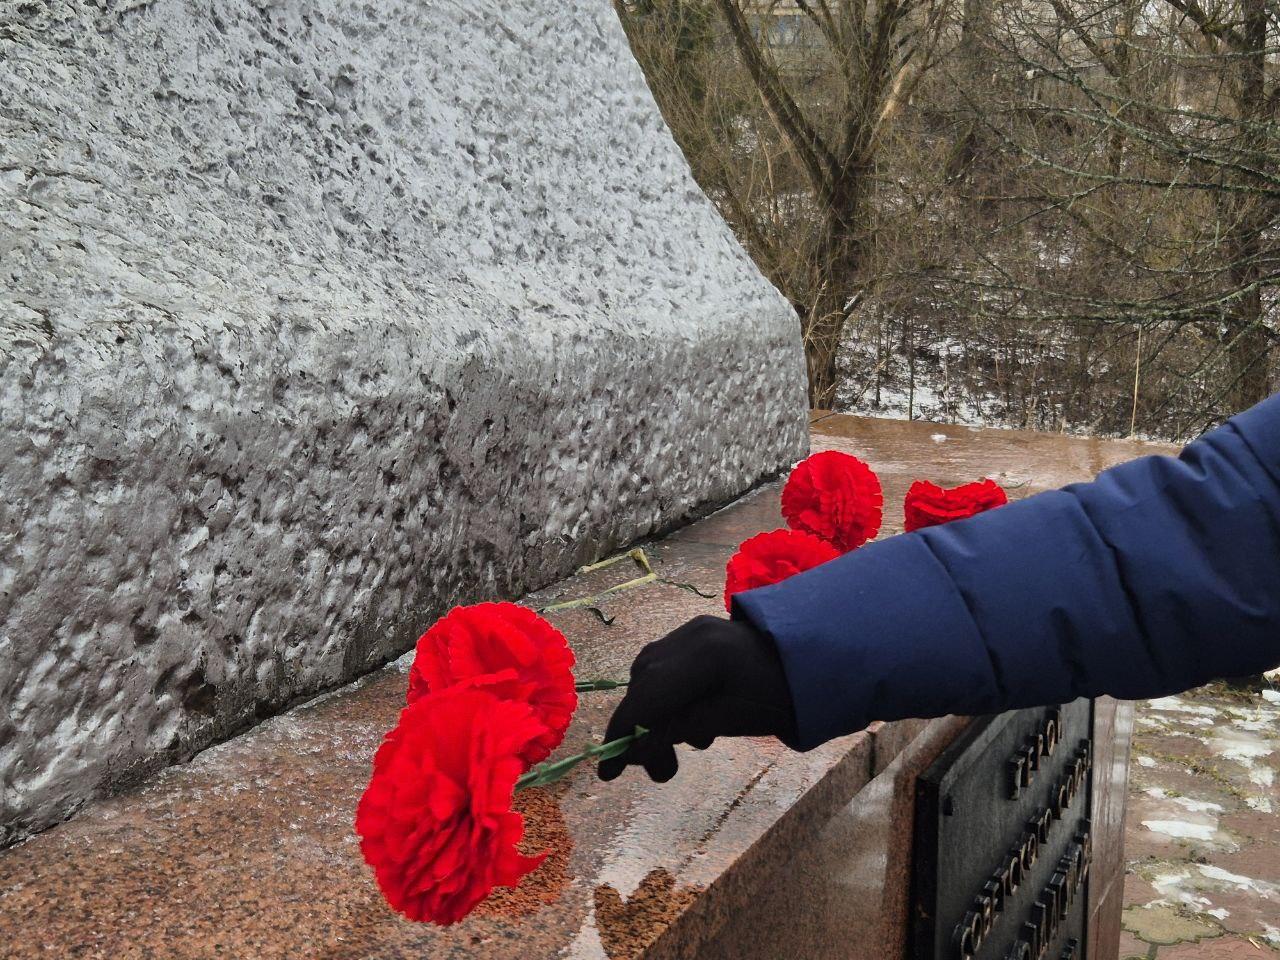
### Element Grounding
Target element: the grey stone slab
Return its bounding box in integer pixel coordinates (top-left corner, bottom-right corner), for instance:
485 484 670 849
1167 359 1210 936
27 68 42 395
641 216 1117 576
0 0 807 841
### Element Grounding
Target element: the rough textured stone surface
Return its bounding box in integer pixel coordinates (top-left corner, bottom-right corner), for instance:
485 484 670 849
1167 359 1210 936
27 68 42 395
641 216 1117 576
0 0 807 842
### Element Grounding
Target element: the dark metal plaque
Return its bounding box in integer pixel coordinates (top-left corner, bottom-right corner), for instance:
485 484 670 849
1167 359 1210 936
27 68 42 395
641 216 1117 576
911 699 1094 960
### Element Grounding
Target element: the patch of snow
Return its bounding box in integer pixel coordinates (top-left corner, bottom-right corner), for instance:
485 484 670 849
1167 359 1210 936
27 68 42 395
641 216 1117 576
1135 755 1157 768
1150 870 1214 910
1149 864 1278 917
931 433 948 443
1146 696 1219 717
1232 718 1274 732
1142 820 1217 840
1208 733 1275 766
1223 703 1280 731
1261 690 1280 704
1172 796 1224 814
1197 865 1278 896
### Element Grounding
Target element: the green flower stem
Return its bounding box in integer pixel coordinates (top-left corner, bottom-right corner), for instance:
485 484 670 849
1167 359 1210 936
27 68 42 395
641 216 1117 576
515 727 648 791
574 678 629 692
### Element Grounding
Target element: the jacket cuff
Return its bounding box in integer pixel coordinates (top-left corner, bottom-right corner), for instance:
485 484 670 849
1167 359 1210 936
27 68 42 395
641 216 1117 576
732 532 999 750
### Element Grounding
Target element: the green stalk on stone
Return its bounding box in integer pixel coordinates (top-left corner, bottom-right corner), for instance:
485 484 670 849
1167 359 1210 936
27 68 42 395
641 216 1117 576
574 678 629 692
515 727 647 791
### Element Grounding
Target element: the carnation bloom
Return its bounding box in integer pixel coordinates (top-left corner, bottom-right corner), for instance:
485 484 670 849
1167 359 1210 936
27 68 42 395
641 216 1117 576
355 688 547 925
408 602 577 767
781 450 883 552
903 478 1008 532
723 528 840 610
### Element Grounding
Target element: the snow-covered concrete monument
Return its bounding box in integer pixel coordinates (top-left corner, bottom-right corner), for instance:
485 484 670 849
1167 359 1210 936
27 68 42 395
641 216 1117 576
0 0 807 841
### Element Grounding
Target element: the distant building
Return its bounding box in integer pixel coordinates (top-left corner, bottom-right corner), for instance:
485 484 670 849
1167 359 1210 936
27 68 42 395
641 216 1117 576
744 1 823 51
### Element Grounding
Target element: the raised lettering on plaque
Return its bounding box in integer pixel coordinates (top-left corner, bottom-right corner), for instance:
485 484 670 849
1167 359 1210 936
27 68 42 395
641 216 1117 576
911 700 1094 960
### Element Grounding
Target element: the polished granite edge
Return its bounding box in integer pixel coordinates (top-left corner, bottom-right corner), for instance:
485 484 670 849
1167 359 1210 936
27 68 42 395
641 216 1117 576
643 731 876 959
1087 697 1136 957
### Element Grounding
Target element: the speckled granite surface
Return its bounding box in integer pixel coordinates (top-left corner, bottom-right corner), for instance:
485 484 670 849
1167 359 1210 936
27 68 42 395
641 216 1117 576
0 414 1163 957
0 0 807 841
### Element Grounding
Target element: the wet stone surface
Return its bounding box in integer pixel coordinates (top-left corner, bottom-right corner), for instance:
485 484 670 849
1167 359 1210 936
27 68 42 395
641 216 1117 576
1122 683 1280 957
0 414 1169 958
0 0 808 843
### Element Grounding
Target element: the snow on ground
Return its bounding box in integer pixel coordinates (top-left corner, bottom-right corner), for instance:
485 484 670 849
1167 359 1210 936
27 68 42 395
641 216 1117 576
1124 682 1280 952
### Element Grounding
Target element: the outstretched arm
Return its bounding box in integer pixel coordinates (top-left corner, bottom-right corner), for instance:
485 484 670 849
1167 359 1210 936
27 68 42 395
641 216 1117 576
736 393 1280 748
600 394 1280 780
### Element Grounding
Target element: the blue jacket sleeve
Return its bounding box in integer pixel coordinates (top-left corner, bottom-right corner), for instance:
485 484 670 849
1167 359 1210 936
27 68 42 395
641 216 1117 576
732 394 1280 750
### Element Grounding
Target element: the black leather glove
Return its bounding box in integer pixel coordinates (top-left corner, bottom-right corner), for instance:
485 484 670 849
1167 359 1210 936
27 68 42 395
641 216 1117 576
597 615 800 783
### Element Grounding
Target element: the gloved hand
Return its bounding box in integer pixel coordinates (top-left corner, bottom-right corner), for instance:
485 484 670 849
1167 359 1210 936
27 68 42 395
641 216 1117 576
597 614 800 782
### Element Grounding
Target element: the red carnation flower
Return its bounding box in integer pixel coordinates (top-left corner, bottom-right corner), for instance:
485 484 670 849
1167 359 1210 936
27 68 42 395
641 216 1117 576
408 603 577 767
355 688 547 925
781 450 883 552
723 528 840 610
903 478 1008 532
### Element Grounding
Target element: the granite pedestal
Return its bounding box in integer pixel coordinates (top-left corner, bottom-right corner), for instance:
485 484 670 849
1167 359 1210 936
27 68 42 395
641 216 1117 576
0 414 1165 958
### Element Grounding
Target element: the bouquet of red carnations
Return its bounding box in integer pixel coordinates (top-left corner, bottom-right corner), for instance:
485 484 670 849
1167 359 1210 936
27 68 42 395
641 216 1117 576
356 449 1006 924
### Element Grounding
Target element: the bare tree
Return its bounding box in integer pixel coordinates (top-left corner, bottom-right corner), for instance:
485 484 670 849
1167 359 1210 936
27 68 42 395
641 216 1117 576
903 0 1279 435
616 0 1278 437
619 0 953 407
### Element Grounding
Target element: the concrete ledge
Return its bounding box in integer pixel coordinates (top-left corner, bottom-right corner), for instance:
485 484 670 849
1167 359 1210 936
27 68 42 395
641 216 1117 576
0 0 807 841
